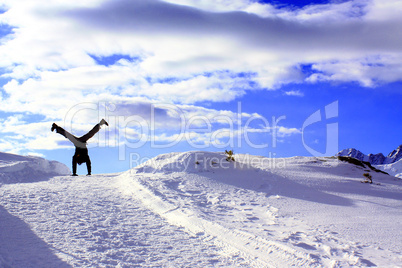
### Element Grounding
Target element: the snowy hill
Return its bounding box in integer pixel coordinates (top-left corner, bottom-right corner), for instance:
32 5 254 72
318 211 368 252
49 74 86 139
1 151 401 267
0 152 70 184
378 158 402 178
336 145 402 178
120 151 402 267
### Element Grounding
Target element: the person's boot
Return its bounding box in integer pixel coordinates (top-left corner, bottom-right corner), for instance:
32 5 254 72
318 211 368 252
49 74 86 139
51 123 58 132
72 173 78 176
100 119 108 126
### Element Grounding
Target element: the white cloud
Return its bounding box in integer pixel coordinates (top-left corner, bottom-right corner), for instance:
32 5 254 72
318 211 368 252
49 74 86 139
0 98 300 152
1 0 401 89
143 72 251 103
0 115 68 153
307 55 402 87
276 126 301 137
284 90 304 97
0 0 401 151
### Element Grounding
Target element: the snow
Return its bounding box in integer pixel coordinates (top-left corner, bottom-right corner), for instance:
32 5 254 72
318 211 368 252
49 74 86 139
0 152 70 185
376 158 402 178
0 151 401 267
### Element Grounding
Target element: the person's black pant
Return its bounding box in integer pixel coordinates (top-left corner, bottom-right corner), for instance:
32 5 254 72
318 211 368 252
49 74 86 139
72 148 91 175
54 124 101 148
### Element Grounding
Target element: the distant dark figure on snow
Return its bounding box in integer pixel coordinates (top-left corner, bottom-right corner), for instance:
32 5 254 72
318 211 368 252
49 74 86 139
51 119 108 176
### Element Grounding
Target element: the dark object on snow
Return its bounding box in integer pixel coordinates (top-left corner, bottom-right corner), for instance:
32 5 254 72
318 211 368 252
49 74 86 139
363 173 373 184
52 119 108 176
225 150 235 162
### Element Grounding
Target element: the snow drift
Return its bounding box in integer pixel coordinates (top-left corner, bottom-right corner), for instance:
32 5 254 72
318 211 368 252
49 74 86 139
1 151 401 267
378 158 402 178
0 152 70 184
119 151 402 267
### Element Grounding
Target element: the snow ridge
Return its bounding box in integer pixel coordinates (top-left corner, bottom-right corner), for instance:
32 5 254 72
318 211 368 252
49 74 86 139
120 153 318 267
0 152 70 184
119 151 402 267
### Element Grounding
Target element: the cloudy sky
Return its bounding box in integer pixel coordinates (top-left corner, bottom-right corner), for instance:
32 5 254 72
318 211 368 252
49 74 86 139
0 0 401 173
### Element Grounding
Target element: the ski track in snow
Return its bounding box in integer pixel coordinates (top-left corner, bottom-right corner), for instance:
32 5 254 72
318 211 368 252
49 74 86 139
1 151 401 267
0 175 247 268
117 173 365 268
117 173 318 268
117 152 402 267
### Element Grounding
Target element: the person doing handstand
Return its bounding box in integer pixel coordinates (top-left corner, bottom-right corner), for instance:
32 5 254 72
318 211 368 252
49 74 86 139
51 119 108 176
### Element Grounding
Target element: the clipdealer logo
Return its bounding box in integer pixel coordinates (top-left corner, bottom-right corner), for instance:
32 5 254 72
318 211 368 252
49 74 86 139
302 101 339 157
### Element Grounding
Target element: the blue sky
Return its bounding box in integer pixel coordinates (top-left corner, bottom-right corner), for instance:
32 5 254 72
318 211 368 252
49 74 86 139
0 0 401 174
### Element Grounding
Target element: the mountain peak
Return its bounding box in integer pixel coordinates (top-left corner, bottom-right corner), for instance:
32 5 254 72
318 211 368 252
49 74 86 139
387 144 402 160
336 145 402 165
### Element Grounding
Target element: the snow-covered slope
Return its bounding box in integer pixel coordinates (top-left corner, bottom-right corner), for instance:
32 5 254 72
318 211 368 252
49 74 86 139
0 152 70 184
0 151 401 267
119 151 402 267
377 158 402 178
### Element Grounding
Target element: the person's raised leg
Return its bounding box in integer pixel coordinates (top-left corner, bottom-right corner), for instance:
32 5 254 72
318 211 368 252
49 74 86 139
78 119 108 143
52 123 80 146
